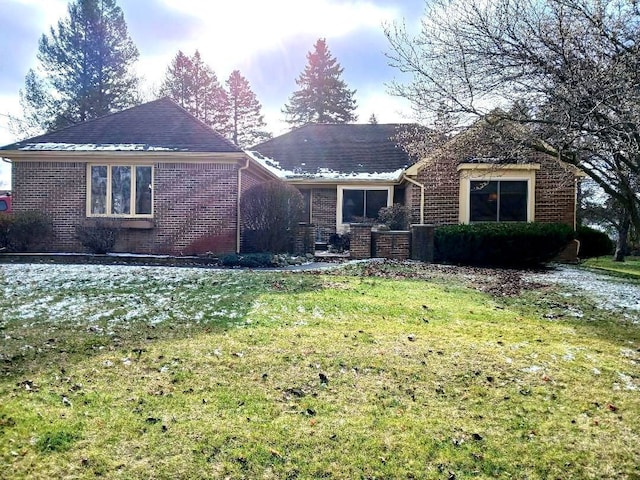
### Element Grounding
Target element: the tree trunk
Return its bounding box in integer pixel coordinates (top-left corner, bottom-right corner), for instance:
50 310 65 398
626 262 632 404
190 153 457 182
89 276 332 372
613 215 631 262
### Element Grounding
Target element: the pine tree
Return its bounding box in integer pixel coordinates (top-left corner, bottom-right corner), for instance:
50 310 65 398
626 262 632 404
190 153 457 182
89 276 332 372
283 38 357 126
368 113 378 124
18 0 139 133
159 50 229 134
226 70 271 148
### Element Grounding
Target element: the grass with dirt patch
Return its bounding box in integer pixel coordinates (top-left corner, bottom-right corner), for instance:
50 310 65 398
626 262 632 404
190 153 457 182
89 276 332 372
581 255 640 279
0 263 639 479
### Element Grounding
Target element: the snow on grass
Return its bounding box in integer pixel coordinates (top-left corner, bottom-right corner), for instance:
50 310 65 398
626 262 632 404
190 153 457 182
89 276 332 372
526 265 640 320
0 263 248 329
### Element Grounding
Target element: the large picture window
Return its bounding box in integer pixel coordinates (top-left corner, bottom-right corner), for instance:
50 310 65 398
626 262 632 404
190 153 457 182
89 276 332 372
470 180 527 222
88 165 153 217
341 188 389 224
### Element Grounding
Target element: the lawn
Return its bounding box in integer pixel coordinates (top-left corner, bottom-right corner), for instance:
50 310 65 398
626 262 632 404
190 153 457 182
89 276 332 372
0 262 638 479
582 255 640 280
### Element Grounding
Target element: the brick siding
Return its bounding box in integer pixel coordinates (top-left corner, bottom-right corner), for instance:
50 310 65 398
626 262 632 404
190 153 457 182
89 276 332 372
372 230 411 260
310 188 337 242
408 152 576 228
12 159 245 255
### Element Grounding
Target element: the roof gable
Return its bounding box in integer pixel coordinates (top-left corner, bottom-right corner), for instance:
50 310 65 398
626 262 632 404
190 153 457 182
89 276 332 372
0 98 241 153
251 124 416 177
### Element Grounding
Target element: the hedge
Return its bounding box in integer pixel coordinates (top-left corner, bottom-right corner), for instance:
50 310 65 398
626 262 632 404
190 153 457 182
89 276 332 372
575 225 614 258
434 222 574 266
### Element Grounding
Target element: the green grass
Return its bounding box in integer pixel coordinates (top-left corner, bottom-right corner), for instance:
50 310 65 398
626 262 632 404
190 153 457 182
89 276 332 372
581 255 640 279
0 263 638 479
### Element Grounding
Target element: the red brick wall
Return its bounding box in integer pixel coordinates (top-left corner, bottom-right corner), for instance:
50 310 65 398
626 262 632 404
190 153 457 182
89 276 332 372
407 152 576 228
533 155 577 227
12 160 242 255
12 161 86 251
372 230 411 260
310 188 337 242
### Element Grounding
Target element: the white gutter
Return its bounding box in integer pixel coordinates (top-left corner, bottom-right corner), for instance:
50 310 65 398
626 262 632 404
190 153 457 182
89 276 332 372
236 158 251 253
403 175 426 224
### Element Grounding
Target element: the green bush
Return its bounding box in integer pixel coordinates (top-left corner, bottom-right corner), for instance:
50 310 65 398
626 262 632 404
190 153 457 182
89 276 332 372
218 253 276 268
2 211 53 252
378 203 411 230
434 222 574 266
576 225 614 258
76 220 121 254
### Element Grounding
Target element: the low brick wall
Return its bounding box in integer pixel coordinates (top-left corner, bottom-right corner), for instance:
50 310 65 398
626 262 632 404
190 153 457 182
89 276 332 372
372 230 411 260
350 223 372 259
295 223 316 255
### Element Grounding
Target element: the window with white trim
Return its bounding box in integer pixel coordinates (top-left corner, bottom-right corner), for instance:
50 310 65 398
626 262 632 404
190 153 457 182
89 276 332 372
470 180 528 222
88 165 153 217
340 187 390 224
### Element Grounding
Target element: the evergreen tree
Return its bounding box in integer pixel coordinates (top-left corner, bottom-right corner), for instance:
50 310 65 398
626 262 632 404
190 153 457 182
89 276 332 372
18 0 139 133
159 50 229 134
283 38 357 126
226 70 271 148
368 113 378 124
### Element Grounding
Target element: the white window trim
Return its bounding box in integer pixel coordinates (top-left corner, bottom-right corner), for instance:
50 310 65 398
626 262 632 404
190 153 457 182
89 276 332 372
336 185 393 232
86 163 154 218
458 164 538 224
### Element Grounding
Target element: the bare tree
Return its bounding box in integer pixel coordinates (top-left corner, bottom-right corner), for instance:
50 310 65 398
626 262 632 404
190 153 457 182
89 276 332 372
385 0 640 260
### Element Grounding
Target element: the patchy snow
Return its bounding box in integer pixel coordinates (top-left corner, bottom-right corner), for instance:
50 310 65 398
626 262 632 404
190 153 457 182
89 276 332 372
524 265 640 320
0 263 246 329
17 143 177 152
246 150 405 181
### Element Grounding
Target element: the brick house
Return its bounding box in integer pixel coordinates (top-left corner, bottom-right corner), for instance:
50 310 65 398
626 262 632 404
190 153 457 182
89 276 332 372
0 98 277 254
250 120 581 244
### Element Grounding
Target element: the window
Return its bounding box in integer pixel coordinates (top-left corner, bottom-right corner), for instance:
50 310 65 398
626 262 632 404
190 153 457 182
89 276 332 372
340 188 390 224
0 200 7 212
88 165 153 217
470 180 527 222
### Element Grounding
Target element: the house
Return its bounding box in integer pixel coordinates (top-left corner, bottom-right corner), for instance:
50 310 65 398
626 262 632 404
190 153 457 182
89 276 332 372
249 120 581 245
1 99 581 258
0 98 277 255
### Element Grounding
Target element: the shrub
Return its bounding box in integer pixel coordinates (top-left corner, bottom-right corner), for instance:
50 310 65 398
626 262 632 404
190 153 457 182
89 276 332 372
76 220 121 254
0 214 12 250
218 253 276 268
241 181 305 253
328 233 350 253
434 222 574 266
576 225 614 258
378 203 411 230
3 211 53 252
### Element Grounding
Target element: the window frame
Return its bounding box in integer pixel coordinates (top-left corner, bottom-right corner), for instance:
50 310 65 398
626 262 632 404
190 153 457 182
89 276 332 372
86 163 154 218
336 185 393 231
458 163 539 224
469 179 528 222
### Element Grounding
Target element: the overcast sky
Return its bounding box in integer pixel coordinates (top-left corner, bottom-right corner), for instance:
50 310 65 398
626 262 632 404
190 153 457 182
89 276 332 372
0 0 425 188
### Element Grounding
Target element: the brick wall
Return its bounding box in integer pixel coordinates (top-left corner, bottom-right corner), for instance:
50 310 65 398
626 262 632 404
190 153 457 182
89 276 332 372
310 188 337 242
372 230 411 260
533 155 576 227
12 159 243 255
408 151 576 228
12 161 86 251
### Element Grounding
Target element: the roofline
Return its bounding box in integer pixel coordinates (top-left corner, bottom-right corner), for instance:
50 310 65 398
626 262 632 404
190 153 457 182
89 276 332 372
284 177 403 186
0 150 250 162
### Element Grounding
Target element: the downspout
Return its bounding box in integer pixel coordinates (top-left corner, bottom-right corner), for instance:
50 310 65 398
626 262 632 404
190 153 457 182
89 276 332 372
236 157 250 254
402 175 426 225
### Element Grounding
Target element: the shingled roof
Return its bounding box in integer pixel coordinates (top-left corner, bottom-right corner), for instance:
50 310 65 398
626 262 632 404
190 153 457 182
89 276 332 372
0 97 241 153
250 124 416 176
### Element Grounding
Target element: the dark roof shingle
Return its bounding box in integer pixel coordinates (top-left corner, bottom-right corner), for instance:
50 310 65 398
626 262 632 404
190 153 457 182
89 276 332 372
0 98 240 153
251 124 415 175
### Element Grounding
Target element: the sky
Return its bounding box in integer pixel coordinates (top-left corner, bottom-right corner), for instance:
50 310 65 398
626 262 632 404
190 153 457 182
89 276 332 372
0 0 426 189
